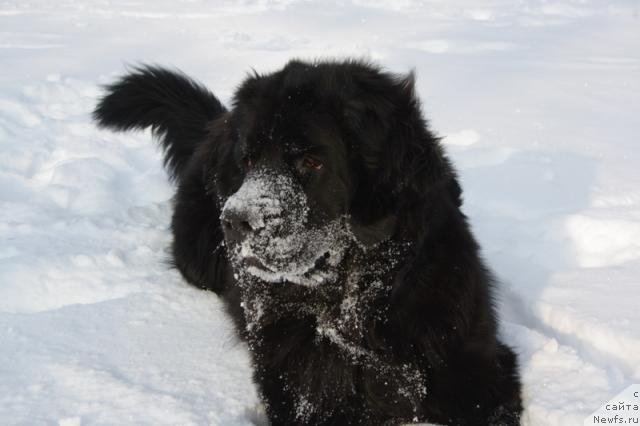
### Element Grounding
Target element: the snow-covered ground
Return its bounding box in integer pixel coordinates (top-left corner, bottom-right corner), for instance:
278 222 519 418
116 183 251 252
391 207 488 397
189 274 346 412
1 1 639 424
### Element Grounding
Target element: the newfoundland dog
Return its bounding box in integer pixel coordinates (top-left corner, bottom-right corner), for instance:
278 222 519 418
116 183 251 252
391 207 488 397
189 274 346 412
94 59 522 425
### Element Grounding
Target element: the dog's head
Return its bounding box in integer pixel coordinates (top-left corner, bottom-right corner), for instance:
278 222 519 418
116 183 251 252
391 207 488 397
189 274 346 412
209 60 458 286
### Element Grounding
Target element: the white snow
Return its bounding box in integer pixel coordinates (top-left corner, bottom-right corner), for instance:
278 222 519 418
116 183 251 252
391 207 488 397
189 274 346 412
1 1 639 425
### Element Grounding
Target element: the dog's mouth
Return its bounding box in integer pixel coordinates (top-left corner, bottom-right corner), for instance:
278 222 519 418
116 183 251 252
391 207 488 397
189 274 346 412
239 250 335 287
242 255 275 273
244 250 330 269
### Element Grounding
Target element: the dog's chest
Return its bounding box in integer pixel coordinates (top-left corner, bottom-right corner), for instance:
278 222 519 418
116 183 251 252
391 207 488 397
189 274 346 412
236 257 428 421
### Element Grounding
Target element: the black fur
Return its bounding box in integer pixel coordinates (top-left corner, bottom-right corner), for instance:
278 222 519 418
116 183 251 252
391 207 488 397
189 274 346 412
94 65 226 181
94 60 522 425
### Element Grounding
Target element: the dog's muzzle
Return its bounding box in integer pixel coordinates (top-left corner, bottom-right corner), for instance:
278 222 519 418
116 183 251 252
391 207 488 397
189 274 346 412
220 167 350 286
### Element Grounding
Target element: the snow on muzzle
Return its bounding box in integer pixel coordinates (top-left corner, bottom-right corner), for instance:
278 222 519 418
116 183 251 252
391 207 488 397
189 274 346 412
220 167 350 287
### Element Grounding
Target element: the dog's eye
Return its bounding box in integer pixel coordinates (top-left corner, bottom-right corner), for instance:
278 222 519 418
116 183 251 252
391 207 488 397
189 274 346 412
301 156 323 171
243 157 254 170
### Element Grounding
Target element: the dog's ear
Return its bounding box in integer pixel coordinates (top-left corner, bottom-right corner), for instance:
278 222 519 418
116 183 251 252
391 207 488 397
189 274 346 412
343 66 459 245
94 65 226 182
348 213 397 249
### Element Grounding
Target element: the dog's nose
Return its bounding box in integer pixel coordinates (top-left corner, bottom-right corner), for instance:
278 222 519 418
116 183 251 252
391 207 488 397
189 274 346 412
221 209 255 242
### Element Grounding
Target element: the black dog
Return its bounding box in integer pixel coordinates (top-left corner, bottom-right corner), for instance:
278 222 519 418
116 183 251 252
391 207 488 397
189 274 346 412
94 59 522 425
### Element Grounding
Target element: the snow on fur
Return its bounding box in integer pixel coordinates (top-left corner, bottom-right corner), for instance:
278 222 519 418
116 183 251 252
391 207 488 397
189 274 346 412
222 167 350 287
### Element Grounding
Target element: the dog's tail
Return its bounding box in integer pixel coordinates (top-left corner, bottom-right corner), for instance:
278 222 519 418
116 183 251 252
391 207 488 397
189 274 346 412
93 65 226 182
